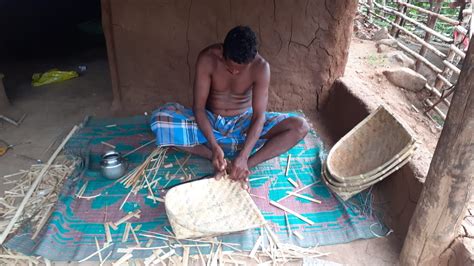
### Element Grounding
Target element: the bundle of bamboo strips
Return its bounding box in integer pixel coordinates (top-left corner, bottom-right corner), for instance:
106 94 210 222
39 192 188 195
0 157 78 239
0 157 78 265
117 147 168 207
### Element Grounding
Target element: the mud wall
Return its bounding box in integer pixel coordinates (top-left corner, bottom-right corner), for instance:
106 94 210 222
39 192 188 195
101 0 358 114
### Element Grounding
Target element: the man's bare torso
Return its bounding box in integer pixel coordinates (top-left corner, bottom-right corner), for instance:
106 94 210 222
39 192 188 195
199 44 268 116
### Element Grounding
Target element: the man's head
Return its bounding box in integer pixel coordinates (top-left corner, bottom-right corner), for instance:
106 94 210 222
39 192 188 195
223 26 257 74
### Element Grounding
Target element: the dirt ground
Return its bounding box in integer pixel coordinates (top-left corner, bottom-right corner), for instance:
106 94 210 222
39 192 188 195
0 38 436 264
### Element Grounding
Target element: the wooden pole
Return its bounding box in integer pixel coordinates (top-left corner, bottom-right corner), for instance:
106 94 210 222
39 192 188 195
400 39 474 265
415 0 442 71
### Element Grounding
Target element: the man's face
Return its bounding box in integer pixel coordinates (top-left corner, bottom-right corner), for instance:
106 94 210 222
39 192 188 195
224 59 248 75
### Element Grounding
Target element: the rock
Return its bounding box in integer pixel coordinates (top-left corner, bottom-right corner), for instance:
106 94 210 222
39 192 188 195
355 31 371 40
376 39 398 53
385 51 415 68
353 20 363 32
463 217 474 237
383 67 427 91
372 27 389 41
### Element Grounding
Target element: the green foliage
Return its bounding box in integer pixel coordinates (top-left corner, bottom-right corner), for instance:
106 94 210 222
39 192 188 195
368 0 461 37
366 54 385 66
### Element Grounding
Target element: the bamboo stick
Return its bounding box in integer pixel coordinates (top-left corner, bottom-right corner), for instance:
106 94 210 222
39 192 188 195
286 191 322 204
31 204 54 239
123 139 155 157
269 201 315 225
435 74 454 88
78 243 112 263
397 2 459 25
364 5 447 58
0 125 78 244
104 223 113 243
112 253 133 266
101 141 116 149
277 181 318 202
285 213 292 237
113 210 141 227
182 246 190 266
442 60 461 75
287 178 298 188
293 231 304 240
95 237 103 263
450 44 466 59
374 2 453 42
284 155 291 176
387 35 443 73
425 99 447 120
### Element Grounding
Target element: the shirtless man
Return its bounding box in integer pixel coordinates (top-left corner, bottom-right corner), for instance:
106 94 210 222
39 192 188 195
150 26 309 184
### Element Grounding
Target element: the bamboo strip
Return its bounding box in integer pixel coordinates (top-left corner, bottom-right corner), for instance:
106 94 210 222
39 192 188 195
104 223 112 243
0 125 78 244
182 246 190 266
153 250 175 265
78 243 112 263
112 253 133 266
31 204 54 239
123 139 155 157
95 237 103 263
130 224 140 246
284 155 291 176
286 191 322 204
269 201 315 225
250 235 263 258
287 178 298 188
285 212 292 237
276 181 318 202
293 231 304 240
101 141 116 149
122 223 131 243
113 210 141 227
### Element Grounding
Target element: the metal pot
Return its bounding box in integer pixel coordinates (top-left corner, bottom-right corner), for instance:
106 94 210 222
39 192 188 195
100 151 125 179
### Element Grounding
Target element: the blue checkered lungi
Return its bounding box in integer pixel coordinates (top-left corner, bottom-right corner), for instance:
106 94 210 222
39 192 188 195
150 102 294 157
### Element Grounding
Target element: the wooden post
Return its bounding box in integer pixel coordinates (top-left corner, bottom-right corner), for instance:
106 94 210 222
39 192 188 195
367 0 374 22
400 39 474 265
415 0 442 71
0 73 9 110
390 2 406 37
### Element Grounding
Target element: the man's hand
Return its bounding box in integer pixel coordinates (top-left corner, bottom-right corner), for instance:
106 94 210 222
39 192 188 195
211 145 227 174
230 156 250 183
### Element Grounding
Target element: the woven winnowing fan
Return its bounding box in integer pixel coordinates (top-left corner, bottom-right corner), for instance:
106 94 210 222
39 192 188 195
165 176 266 239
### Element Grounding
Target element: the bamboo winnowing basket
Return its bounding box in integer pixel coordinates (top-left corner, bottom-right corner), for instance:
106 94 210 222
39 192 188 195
327 106 416 181
165 177 266 239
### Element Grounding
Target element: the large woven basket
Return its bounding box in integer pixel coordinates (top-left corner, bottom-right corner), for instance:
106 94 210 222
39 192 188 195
326 106 416 181
165 177 266 239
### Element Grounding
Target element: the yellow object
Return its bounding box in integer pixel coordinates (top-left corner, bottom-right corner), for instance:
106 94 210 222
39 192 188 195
0 141 8 156
32 69 79 87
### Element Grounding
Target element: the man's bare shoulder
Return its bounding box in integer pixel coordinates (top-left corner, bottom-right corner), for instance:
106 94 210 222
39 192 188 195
196 44 222 69
252 54 270 76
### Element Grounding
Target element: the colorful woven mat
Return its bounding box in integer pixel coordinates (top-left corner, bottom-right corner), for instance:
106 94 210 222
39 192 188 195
5 115 387 261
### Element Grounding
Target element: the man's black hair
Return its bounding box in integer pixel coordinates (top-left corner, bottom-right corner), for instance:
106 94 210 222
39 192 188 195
223 26 258 64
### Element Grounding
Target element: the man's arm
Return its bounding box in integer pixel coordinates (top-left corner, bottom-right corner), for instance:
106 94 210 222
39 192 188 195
230 62 269 181
193 53 226 172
